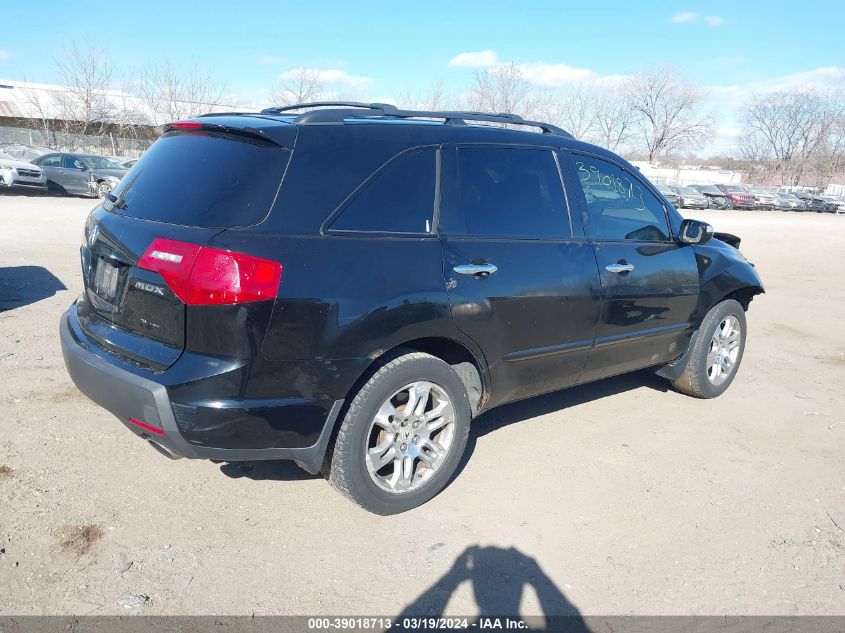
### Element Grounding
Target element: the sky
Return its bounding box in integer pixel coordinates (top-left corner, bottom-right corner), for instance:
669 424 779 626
1 0 843 155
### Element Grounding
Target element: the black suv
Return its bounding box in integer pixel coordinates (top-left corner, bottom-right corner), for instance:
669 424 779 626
60 103 764 514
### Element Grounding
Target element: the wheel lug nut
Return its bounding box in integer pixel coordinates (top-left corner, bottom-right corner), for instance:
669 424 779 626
412 436 420 444
400 443 407 451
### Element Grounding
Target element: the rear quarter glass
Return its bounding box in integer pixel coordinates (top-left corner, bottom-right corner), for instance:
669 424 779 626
108 131 290 228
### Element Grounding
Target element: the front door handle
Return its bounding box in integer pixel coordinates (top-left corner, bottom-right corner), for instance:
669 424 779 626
605 262 635 274
453 263 498 278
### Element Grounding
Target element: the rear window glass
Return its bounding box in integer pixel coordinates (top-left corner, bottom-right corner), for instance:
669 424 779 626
443 147 569 238
108 132 290 228
329 149 435 233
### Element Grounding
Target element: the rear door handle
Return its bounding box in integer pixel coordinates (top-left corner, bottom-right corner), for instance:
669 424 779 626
605 262 635 274
453 263 498 278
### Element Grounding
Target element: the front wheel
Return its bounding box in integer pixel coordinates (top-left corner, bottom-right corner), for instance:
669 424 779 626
96 181 112 199
326 351 471 514
672 299 747 399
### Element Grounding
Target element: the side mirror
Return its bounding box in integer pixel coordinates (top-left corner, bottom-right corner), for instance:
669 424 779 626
679 218 714 244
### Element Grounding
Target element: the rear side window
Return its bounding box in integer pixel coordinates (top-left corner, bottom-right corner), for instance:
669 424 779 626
109 132 290 228
571 155 670 242
329 149 435 234
444 147 569 238
39 155 61 167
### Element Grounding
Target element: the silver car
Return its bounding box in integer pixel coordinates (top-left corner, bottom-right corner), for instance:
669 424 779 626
746 187 777 210
31 153 128 198
0 150 47 192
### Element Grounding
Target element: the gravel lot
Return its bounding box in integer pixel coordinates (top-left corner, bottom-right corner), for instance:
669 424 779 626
0 193 843 617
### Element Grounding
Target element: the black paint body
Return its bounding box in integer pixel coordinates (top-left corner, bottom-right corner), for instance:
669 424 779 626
60 115 764 464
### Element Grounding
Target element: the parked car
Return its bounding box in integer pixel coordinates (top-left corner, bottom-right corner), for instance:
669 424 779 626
31 153 128 198
0 143 52 162
109 156 139 169
669 185 708 209
818 196 842 213
745 186 777 210
0 150 47 192
60 103 765 514
793 191 827 213
655 184 680 207
774 192 806 212
689 184 731 209
715 185 755 210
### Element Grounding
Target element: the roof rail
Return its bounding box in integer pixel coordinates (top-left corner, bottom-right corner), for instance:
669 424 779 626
260 102 572 137
261 101 400 114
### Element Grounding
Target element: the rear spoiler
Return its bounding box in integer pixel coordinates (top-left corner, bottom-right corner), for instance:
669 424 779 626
160 120 284 146
714 232 741 249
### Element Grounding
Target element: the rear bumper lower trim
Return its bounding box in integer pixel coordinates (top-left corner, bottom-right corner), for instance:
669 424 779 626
60 308 343 473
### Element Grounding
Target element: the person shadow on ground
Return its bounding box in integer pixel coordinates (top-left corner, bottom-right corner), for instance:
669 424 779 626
394 545 588 632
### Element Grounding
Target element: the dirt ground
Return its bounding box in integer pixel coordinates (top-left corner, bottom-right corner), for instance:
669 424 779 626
0 193 843 617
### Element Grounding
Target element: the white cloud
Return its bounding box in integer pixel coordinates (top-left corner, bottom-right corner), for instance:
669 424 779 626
280 67 373 89
706 66 845 108
516 61 597 86
716 127 742 138
704 15 724 26
0 50 9 62
672 12 699 23
448 50 499 68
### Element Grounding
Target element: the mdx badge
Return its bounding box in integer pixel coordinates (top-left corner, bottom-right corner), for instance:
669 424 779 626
134 281 165 296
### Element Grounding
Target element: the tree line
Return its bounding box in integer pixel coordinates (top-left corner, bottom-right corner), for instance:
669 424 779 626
17 43 845 186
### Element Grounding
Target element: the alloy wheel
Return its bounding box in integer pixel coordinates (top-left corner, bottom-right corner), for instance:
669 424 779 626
365 381 456 494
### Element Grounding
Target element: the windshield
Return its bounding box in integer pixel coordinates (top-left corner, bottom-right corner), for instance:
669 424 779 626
83 156 125 170
656 185 674 193
0 151 15 161
722 185 745 193
779 193 797 200
698 186 721 194
675 187 697 195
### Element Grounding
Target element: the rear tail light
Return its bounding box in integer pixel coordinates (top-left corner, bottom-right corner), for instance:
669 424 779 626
138 237 282 305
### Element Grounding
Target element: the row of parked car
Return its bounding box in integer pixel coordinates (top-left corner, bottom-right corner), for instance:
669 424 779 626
655 183 845 213
0 143 136 199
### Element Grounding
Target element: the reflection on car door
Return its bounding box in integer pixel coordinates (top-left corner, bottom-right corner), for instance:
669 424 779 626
439 145 602 406
37 154 63 191
61 155 89 194
563 151 700 382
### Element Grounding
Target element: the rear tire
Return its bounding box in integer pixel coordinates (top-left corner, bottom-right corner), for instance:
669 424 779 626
672 299 747 399
327 351 471 514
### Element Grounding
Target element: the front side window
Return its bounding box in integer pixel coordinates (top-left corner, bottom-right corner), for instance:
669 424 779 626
571 155 670 242
329 149 435 234
63 156 86 170
443 147 569 238
39 155 61 168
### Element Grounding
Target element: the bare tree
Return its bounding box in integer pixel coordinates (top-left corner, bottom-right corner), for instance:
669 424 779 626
628 67 711 162
742 90 841 185
394 81 451 111
19 80 56 147
591 86 636 152
53 42 116 140
136 58 226 125
465 63 543 122
535 83 597 140
270 67 326 107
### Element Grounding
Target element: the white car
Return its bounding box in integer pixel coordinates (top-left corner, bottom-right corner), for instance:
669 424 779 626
0 151 47 191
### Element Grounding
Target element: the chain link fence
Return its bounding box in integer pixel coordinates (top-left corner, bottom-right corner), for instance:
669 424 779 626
0 124 154 158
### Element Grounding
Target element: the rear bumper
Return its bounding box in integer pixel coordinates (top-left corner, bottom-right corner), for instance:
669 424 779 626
60 307 343 473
